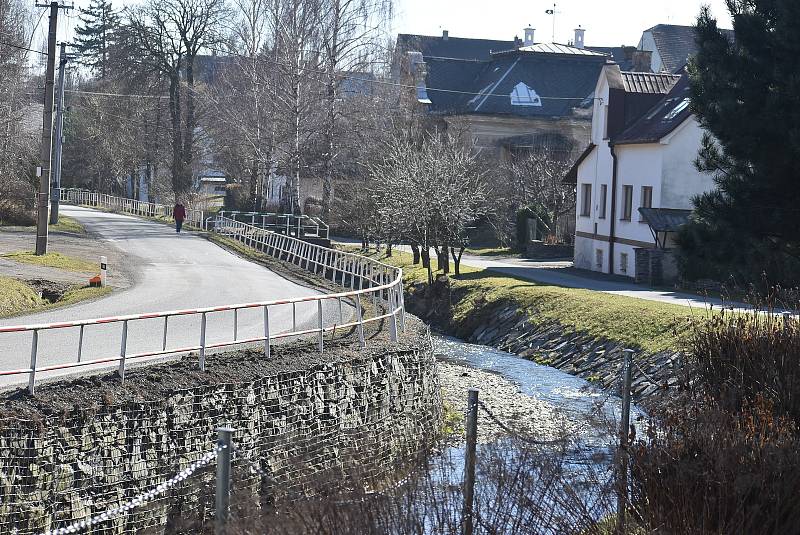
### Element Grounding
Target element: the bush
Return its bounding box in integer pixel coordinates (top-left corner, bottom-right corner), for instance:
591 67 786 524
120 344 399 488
0 177 35 226
631 305 800 534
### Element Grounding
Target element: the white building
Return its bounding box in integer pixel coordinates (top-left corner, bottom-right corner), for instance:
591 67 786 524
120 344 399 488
566 64 715 283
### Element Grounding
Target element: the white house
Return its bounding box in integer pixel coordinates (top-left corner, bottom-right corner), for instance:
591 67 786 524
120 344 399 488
566 64 715 283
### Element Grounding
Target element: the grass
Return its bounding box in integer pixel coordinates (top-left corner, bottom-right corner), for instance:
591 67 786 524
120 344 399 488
0 276 111 319
49 216 85 234
464 246 514 257
355 248 703 354
0 276 42 317
1 251 98 273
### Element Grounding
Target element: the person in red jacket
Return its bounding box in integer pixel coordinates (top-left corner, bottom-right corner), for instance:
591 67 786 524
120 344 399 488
173 201 186 233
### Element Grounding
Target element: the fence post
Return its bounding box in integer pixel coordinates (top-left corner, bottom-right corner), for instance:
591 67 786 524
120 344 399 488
783 311 791 332
355 297 366 348
119 320 128 381
462 388 479 535
263 306 270 359
215 427 235 535
318 300 324 353
389 285 399 343
616 350 634 535
28 330 39 395
200 312 207 371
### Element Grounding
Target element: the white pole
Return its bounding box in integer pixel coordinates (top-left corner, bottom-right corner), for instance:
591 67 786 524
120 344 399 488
100 255 108 287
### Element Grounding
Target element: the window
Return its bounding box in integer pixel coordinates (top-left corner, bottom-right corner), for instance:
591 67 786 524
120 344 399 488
599 184 607 219
580 183 592 217
621 185 633 221
214 185 226 193
640 186 653 221
664 97 691 120
620 252 628 274
595 249 603 271
510 82 542 107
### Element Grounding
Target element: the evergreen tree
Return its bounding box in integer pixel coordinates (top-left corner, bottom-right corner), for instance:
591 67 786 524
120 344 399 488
74 0 118 79
677 0 800 286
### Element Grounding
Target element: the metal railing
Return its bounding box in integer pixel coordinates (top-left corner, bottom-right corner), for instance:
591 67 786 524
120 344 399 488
1 194 404 395
60 188 209 229
218 211 329 240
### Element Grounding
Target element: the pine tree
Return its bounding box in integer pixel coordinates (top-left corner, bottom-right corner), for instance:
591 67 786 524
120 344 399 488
73 0 118 79
677 0 800 286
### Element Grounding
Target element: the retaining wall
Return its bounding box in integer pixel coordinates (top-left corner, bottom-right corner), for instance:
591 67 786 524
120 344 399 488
0 322 440 534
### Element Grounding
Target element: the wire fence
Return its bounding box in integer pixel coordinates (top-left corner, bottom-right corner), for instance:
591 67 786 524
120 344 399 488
0 333 441 535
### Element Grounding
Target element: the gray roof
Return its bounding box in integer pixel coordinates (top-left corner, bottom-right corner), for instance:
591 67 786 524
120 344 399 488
645 24 734 73
621 71 680 93
424 50 607 117
514 43 606 56
614 73 692 144
396 33 516 61
587 46 636 70
638 207 691 232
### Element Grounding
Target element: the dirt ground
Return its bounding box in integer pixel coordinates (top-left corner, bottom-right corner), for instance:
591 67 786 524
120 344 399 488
0 227 133 290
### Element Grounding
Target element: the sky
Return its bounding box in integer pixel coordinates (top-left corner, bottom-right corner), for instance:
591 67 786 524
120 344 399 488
41 0 734 53
392 0 733 47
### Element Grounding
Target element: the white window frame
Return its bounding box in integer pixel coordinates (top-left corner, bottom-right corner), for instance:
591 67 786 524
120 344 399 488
580 183 592 217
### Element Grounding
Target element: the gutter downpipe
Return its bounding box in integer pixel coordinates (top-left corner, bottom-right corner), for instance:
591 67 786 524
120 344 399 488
608 142 618 275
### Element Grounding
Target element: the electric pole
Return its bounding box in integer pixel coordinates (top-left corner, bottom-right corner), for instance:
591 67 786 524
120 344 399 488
50 42 68 225
34 1 71 255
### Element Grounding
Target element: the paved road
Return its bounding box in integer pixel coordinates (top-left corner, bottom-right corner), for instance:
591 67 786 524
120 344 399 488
334 237 731 310
0 206 347 388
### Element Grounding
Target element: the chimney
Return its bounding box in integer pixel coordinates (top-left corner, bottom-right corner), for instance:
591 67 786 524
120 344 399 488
442 29 449 40
574 27 585 49
632 49 653 72
524 26 535 46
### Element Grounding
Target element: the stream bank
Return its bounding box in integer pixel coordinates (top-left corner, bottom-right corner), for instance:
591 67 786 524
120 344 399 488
407 276 685 405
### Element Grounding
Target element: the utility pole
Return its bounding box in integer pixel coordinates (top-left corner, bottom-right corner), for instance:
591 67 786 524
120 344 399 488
50 42 68 225
34 1 71 255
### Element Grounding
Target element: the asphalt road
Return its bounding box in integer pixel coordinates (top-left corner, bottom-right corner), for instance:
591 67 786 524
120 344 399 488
0 206 348 388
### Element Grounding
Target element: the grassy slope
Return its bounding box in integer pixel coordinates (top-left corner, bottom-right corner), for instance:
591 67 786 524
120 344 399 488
49 216 85 234
355 249 702 353
1 251 97 272
0 276 111 319
464 246 514 257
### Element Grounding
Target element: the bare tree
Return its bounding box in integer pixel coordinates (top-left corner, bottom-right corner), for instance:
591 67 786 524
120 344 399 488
317 0 393 220
0 0 37 223
126 0 227 196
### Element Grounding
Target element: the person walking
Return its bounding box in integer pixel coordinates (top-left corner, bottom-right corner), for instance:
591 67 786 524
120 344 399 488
173 201 186 233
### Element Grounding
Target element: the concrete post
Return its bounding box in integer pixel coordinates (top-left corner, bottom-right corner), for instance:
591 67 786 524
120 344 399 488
215 427 235 535
462 388 479 535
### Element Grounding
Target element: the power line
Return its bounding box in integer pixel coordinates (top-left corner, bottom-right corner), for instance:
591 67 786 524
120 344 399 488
0 40 46 56
65 88 168 98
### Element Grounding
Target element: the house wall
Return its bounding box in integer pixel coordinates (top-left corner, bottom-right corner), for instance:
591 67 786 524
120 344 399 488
637 31 666 72
448 114 592 161
660 118 714 209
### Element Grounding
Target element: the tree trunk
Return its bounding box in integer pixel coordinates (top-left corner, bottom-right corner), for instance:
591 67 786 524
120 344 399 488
450 246 465 276
386 241 393 257
183 56 196 195
436 244 450 274
421 247 430 269
411 243 421 264
168 70 183 196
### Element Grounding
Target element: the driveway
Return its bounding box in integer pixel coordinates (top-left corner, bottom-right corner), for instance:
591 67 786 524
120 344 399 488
334 237 730 310
0 206 347 388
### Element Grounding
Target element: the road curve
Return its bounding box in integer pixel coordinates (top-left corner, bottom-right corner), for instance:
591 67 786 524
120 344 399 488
0 205 346 388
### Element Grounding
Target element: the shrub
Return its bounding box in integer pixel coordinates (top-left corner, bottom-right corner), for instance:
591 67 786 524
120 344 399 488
631 305 800 534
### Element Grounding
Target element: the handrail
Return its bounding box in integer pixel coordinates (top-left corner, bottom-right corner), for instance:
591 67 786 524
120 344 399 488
3 192 404 395
217 210 330 240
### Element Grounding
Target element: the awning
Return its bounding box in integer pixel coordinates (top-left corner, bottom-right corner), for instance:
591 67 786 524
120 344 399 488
638 207 691 249
638 207 691 232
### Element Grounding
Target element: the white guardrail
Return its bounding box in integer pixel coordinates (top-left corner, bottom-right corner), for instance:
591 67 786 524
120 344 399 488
1 190 405 395
60 189 209 229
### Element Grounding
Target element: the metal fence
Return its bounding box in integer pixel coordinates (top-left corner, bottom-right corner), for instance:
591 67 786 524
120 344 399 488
1 192 404 395
218 210 329 240
59 189 209 229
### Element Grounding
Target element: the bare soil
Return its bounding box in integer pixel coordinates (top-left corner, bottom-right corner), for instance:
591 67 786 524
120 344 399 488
0 227 133 289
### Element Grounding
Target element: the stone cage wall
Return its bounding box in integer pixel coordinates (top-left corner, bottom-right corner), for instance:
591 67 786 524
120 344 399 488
0 330 441 534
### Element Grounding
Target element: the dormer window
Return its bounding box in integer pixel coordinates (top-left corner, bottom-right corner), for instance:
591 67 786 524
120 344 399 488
510 82 542 107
